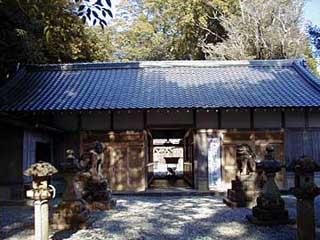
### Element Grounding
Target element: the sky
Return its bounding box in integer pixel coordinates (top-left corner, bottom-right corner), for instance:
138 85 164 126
304 0 320 26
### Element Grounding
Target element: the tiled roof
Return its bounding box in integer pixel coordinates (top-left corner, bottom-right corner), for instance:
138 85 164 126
1 59 320 111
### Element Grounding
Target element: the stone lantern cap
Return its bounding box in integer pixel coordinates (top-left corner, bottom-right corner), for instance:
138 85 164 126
256 159 282 173
287 156 320 175
24 161 58 178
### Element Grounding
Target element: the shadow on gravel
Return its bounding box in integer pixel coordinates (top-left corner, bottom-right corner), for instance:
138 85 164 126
0 206 34 239
2 195 320 240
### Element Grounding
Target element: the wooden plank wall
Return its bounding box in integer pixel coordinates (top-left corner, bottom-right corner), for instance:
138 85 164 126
194 130 209 191
285 129 320 187
285 129 320 164
221 131 285 188
81 131 146 192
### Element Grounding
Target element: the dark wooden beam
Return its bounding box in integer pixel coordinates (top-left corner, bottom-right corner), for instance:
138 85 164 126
304 108 309 128
77 113 82 131
193 109 197 129
143 110 147 129
281 110 286 129
217 109 221 129
110 110 114 130
0 113 63 132
250 109 254 130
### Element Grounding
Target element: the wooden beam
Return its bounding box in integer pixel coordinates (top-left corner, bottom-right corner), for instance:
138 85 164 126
143 110 147 129
193 109 197 129
281 110 286 129
217 109 222 129
110 110 114 130
0 113 63 132
77 113 82 131
250 108 254 130
304 108 309 128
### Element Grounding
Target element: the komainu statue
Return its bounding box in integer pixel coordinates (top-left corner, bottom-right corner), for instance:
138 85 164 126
77 141 116 211
236 144 256 176
223 143 260 208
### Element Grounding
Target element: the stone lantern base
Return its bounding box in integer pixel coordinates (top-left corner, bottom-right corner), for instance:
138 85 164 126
246 194 294 225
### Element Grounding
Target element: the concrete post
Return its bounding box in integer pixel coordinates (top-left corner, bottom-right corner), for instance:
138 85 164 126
24 162 58 240
34 200 49 240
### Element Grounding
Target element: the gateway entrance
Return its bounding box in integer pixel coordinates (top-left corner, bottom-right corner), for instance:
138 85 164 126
146 129 194 190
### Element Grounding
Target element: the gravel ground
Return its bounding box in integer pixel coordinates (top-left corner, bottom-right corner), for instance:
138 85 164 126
1 195 319 240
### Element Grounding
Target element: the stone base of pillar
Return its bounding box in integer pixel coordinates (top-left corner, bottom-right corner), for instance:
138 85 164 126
52 200 89 230
247 207 294 226
223 174 260 208
246 194 295 226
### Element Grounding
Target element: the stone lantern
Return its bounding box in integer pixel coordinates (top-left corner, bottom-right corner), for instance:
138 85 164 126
24 161 58 240
52 149 88 230
287 156 320 240
247 145 293 225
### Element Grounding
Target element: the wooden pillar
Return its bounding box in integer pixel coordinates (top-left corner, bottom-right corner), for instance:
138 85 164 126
194 130 209 191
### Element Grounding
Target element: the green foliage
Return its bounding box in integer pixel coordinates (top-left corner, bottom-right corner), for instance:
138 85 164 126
305 46 319 77
112 0 239 61
0 0 113 84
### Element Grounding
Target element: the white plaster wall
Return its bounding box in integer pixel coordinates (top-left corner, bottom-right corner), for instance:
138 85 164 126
114 110 144 130
196 110 218 129
220 110 250 129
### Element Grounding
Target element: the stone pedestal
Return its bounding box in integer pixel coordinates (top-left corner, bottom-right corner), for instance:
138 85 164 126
52 150 88 230
247 147 293 225
52 200 88 230
84 177 116 211
224 144 260 208
223 174 259 207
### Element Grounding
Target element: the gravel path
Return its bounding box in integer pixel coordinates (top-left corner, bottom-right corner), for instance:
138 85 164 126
1 195 319 240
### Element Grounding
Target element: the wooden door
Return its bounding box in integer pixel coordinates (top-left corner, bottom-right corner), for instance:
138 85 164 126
81 131 146 192
106 145 128 191
128 145 145 191
222 144 237 183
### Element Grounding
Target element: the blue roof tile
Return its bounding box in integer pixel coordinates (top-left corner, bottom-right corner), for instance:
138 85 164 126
1 59 320 111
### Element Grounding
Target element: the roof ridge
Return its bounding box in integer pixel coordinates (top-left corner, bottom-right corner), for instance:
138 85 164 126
24 59 297 72
292 59 320 93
